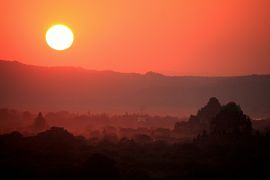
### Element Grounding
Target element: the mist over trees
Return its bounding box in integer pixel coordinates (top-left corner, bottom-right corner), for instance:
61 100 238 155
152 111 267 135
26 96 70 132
1 97 270 179
0 97 269 142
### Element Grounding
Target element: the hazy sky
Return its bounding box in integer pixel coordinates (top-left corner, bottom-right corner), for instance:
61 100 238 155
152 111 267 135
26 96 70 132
0 0 269 75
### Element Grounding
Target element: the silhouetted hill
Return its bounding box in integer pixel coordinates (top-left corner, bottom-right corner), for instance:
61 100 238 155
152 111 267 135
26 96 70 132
1 60 270 117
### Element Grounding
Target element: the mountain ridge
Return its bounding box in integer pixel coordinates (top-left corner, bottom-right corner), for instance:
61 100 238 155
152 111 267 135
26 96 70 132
0 59 270 118
1 59 269 78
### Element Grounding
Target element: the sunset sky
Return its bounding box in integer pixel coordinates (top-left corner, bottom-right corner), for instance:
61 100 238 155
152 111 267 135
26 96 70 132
0 0 269 76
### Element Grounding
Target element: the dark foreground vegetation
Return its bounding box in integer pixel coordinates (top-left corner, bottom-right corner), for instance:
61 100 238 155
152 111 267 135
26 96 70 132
1 98 270 179
1 128 270 179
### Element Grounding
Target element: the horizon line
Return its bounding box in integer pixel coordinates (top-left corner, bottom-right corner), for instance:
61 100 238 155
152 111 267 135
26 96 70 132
1 59 269 78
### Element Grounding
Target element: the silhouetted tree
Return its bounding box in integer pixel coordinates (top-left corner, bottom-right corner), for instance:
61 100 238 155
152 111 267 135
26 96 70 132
210 102 252 136
174 97 222 135
192 97 221 124
33 112 47 132
80 153 119 180
133 134 153 144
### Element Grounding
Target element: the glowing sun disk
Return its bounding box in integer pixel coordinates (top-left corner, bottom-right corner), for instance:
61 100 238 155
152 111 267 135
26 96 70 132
46 24 74 51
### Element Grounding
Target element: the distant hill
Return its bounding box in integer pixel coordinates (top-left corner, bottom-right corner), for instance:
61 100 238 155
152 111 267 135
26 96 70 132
0 60 270 118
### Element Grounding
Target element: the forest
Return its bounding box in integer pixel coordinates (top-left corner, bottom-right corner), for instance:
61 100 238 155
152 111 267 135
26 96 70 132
1 97 270 179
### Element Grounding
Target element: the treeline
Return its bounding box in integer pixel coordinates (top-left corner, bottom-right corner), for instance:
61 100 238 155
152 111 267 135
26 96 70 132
1 97 270 143
1 97 270 179
1 125 270 179
0 109 184 135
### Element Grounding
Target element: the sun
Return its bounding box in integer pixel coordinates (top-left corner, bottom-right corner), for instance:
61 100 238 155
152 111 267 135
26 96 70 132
46 24 74 51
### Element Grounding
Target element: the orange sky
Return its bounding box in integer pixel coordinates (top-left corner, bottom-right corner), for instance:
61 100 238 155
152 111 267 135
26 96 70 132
0 0 269 76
